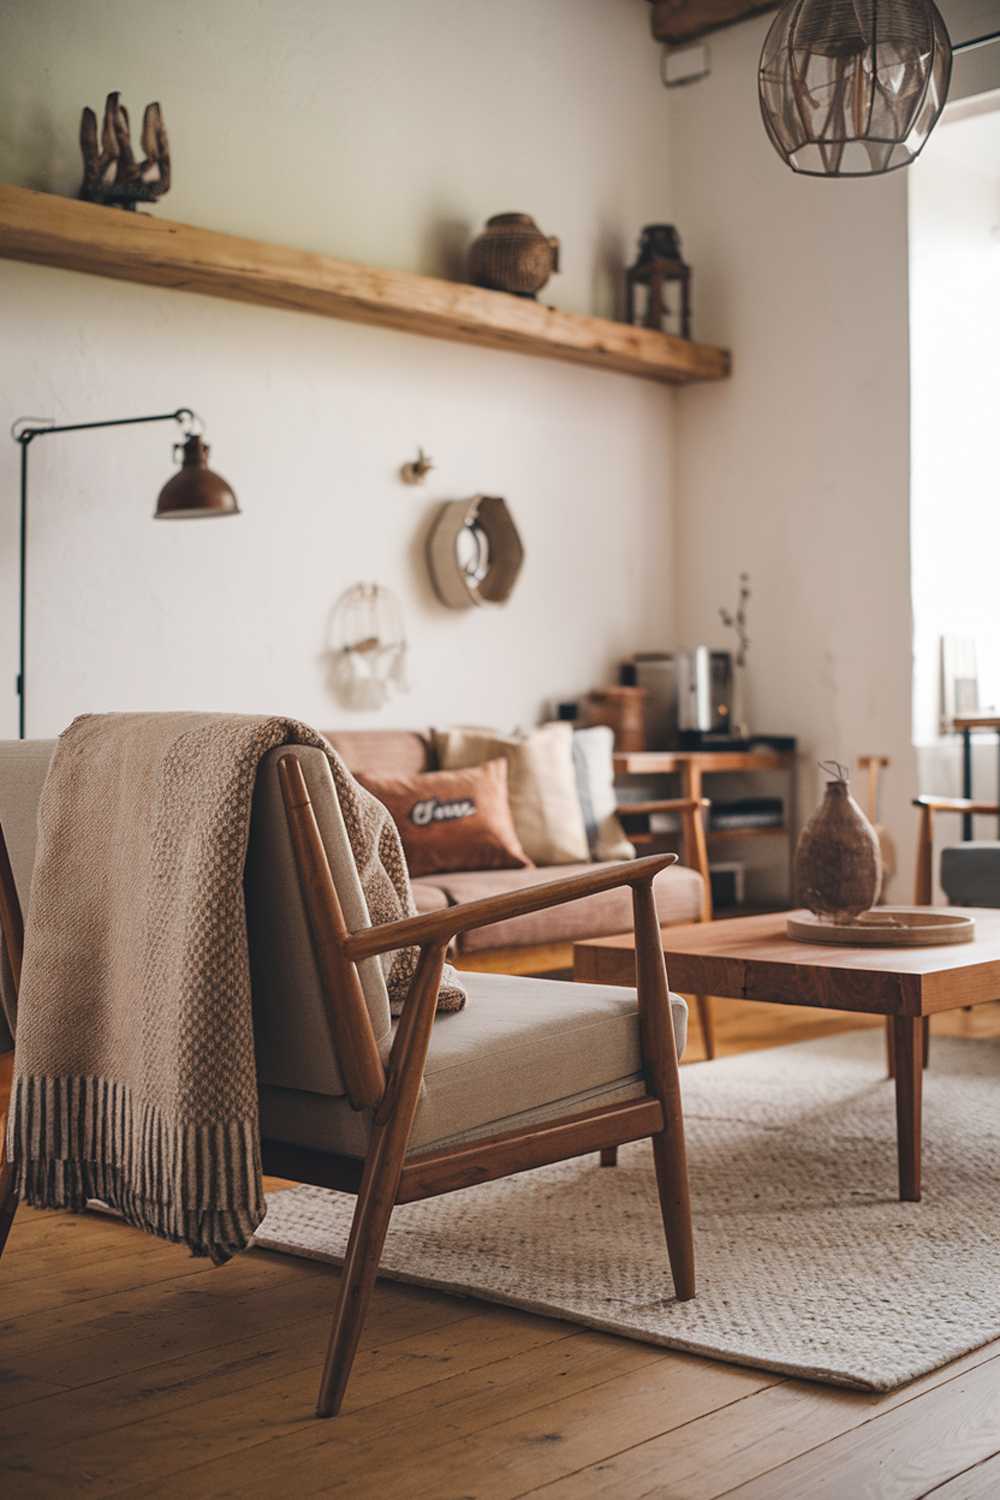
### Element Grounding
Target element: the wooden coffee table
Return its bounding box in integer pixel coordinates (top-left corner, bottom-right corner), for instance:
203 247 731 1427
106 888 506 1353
574 909 1000 1202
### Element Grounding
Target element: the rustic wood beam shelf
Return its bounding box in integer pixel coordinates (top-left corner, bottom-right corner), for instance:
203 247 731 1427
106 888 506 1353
0 185 730 387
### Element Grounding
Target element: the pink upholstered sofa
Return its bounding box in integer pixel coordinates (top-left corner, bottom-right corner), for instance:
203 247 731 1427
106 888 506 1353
324 729 707 974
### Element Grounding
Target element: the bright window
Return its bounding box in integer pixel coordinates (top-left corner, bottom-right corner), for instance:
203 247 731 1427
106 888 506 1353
909 96 1000 745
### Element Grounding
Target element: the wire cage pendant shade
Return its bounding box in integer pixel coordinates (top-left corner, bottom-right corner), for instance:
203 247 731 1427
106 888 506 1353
759 0 953 177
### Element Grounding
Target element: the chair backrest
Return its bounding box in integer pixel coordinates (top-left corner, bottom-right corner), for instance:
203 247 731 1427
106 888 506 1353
0 740 57 1051
246 746 393 1099
0 738 393 1099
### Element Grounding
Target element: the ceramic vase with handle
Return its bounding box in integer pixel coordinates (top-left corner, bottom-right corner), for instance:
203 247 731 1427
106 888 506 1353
793 762 882 923
467 213 560 298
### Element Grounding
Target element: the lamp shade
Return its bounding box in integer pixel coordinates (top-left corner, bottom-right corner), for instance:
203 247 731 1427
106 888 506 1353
154 434 239 519
759 0 952 177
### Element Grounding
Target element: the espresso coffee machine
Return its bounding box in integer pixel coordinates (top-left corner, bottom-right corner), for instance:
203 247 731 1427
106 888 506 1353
676 647 736 746
627 647 742 748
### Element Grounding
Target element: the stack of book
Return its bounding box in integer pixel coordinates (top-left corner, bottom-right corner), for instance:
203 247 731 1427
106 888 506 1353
709 797 784 831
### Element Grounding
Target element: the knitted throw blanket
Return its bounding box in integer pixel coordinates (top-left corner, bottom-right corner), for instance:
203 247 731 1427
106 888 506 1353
8 713 465 1262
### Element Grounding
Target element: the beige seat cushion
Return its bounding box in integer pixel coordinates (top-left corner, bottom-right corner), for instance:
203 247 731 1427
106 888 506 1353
260 970 688 1159
415 862 704 952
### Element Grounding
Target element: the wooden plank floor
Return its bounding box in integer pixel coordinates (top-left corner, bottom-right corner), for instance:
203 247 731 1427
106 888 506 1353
3 999 1000 1498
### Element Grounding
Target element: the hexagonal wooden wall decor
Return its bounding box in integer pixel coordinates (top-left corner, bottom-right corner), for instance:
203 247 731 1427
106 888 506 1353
426 495 525 609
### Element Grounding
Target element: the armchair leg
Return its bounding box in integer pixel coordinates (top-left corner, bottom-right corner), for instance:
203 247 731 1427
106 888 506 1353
599 1146 618 1167
0 1161 16 1259
316 1124 399 1418
651 1128 694 1300
633 879 695 1301
316 942 446 1418
0 1052 16 1259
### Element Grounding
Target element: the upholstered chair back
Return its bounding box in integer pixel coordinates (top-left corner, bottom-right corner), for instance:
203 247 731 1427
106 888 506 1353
246 746 393 1099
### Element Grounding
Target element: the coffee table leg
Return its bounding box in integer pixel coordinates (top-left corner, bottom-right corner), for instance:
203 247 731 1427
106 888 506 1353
893 1017 923 1202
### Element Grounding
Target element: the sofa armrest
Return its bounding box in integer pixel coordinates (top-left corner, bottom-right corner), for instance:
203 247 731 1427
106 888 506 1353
344 853 678 961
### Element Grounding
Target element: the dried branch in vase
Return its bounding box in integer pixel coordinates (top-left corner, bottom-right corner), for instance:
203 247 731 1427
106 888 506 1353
719 571 751 667
79 92 170 211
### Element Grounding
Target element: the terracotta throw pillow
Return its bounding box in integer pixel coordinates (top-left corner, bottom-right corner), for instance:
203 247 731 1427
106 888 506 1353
432 723 590 865
357 759 532 878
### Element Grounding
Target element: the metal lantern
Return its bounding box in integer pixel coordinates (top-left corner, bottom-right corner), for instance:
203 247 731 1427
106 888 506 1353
625 225 691 340
758 0 953 177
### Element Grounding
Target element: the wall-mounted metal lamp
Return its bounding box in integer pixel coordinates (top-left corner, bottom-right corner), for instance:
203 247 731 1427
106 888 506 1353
11 407 239 738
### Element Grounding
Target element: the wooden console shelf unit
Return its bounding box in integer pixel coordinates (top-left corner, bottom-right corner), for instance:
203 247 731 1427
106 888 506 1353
614 747 798 908
0 185 731 387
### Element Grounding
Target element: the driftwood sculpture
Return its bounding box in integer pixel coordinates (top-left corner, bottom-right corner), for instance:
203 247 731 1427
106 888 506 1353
79 92 170 210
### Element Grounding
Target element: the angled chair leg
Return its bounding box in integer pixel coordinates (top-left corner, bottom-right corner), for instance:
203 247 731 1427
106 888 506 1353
0 1161 17 1259
316 942 446 1419
0 823 23 1260
316 1124 400 1418
633 879 695 1301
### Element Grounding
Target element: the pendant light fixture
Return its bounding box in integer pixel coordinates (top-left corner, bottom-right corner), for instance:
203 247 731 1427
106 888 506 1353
758 0 953 176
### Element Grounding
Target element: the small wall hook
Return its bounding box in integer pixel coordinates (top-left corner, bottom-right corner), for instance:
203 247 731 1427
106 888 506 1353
401 447 434 485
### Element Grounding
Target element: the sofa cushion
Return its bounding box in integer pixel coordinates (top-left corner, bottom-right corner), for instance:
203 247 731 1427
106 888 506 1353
357 760 532 877
411 880 451 915
434 723 590 866
323 729 434 778
573 725 635 862
260 971 688 1159
415 861 704 951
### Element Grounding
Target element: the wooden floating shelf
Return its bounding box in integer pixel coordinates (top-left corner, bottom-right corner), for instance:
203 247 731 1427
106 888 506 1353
0 185 731 387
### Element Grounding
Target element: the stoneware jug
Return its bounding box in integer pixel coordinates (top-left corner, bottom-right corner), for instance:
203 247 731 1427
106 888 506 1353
468 213 560 298
793 761 882 923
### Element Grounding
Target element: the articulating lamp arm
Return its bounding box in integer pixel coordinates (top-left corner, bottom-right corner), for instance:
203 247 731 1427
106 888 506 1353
10 408 203 739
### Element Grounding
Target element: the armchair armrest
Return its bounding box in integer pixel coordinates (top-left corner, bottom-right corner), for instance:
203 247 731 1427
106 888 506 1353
912 794 1000 904
913 796 1000 815
344 853 678 961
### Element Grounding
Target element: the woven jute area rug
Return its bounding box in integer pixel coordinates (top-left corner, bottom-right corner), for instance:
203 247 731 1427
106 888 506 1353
254 1030 1000 1392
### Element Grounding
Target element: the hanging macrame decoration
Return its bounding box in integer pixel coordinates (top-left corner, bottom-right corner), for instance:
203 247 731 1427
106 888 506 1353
328 583 409 711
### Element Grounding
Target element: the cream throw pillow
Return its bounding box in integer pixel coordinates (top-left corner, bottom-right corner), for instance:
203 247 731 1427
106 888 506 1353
433 723 590 865
572 726 636 862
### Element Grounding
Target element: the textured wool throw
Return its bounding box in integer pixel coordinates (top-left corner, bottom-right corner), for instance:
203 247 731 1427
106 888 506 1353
8 713 465 1262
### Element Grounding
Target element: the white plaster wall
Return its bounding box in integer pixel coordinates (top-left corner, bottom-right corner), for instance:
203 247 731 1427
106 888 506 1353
910 104 1000 746
0 0 677 739
665 15 1000 898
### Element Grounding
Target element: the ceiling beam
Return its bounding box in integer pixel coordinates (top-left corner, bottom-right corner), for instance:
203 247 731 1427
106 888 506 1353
647 0 780 47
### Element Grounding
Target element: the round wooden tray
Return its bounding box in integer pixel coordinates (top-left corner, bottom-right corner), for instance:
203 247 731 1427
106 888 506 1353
787 908 976 947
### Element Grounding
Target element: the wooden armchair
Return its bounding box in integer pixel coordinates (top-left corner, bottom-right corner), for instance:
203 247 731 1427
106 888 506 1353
0 747 694 1420
913 796 1000 906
